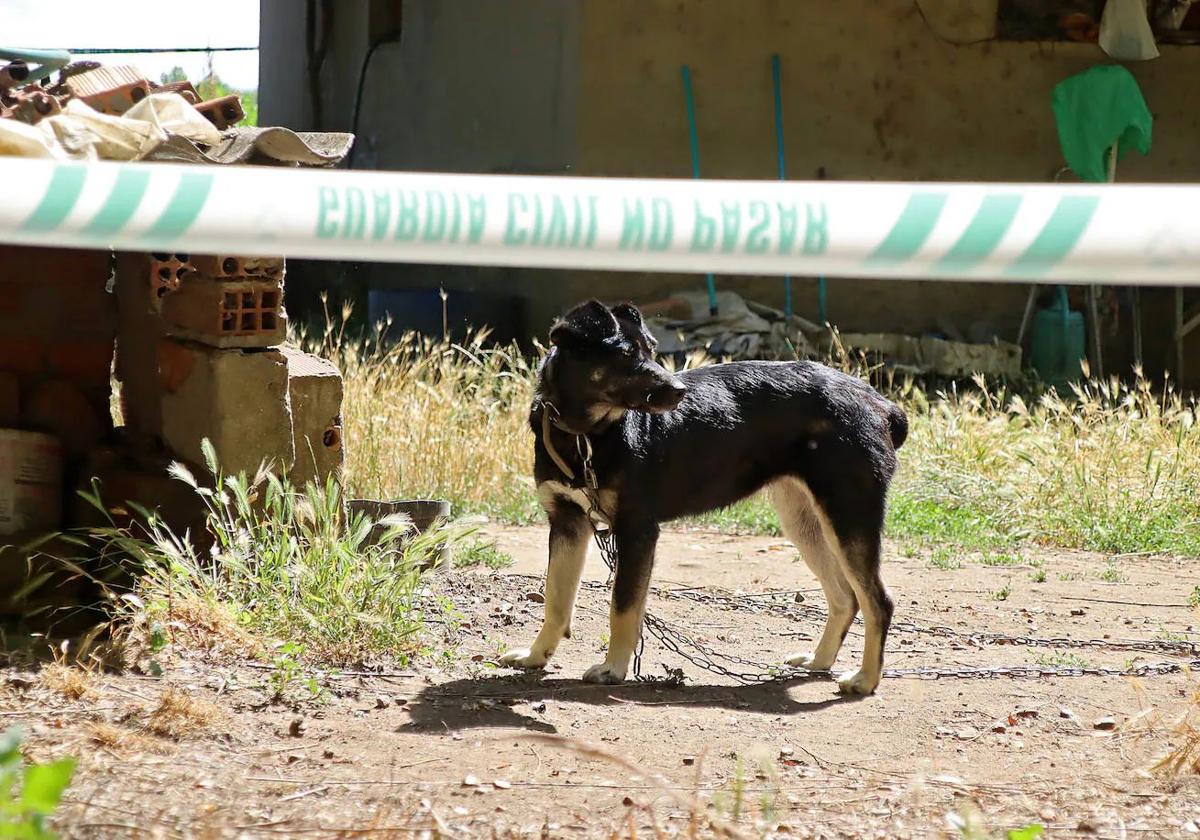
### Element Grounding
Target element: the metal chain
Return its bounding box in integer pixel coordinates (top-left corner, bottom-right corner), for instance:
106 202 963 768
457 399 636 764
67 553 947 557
564 430 1198 684
583 533 1199 684
656 587 1200 658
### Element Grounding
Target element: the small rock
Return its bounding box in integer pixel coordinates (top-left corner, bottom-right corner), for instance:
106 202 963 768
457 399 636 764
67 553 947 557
525 591 545 604
323 749 335 759
991 722 1007 734
1093 716 1117 731
462 774 481 787
682 756 695 766
1070 608 1086 616
375 695 390 709
1014 709 1039 719
956 727 980 740
394 697 408 706
531 701 546 713
288 718 306 738
1060 707 1076 719
493 779 512 789
1077 817 1100 833
779 745 795 757
1040 807 1058 822
622 796 635 807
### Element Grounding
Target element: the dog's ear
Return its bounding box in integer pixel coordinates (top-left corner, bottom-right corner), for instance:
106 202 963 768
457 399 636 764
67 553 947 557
549 300 619 347
611 302 658 352
610 302 644 327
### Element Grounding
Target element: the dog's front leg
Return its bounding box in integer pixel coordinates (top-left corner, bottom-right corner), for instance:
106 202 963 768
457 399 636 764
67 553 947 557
500 501 591 669
582 521 658 685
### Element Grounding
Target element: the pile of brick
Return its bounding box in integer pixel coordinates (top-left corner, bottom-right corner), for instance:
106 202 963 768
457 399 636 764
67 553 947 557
0 59 351 615
0 60 243 127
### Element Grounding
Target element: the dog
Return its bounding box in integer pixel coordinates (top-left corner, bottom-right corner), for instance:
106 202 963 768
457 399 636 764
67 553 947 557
500 300 907 694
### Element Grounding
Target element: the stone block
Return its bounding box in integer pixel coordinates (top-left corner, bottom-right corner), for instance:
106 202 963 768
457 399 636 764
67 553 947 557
161 276 287 349
281 346 344 489
160 343 295 477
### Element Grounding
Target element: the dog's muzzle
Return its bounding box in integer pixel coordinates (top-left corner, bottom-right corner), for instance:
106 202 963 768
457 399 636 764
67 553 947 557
644 379 688 413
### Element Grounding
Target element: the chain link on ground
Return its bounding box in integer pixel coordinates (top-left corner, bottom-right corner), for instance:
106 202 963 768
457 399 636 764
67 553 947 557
506 561 1200 685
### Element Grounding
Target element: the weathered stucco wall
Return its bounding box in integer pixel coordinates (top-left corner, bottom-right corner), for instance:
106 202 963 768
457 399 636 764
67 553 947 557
565 0 1200 358
260 0 1197 374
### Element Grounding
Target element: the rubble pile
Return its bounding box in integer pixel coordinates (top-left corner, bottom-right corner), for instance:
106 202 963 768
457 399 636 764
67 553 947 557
643 290 1021 379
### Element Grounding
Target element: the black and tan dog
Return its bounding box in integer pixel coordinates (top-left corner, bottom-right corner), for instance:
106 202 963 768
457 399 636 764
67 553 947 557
501 300 907 694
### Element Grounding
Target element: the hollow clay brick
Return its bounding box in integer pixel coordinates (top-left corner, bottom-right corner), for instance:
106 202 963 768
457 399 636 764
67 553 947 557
161 277 286 349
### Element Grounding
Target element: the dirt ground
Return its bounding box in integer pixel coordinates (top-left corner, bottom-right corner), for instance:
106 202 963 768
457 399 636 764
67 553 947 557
6 524 1200 839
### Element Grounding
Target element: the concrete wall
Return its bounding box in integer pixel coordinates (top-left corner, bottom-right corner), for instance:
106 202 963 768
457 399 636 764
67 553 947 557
260 0 1199 376
260 0 580 341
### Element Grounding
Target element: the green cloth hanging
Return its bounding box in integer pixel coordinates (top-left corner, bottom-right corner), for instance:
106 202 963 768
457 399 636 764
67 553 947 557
1052 65 1153 183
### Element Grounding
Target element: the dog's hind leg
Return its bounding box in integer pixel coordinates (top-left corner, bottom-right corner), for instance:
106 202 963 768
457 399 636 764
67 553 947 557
768 478 858 672
818 492 893 696
582 521 658 685
500 500 591 669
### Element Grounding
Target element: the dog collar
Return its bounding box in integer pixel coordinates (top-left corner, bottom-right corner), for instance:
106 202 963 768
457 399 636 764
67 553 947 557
540 407 579 481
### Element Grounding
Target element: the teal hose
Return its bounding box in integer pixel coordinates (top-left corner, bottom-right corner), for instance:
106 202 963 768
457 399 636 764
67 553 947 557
771 54 792 319
682 64 718 316
0 47 71 80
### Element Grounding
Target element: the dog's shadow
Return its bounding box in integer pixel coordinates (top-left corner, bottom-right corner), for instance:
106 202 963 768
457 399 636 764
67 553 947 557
400 671 868 734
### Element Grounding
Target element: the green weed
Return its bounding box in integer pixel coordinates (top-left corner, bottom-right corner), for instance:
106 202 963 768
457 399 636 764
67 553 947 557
1100 562 1128 584
928 547 962 571
455 539 514 570
79 441 472 664
980 552 1024 567
0 727 74 839
1033 652 1090 669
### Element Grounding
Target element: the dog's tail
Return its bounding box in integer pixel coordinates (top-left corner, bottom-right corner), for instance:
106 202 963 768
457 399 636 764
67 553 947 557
886 403 909 450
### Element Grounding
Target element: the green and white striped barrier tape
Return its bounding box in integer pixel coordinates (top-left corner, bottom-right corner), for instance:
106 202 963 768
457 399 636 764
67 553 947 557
0 157 1196 284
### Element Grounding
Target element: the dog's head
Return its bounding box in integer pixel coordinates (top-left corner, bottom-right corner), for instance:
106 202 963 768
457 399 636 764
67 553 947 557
541 300 687 431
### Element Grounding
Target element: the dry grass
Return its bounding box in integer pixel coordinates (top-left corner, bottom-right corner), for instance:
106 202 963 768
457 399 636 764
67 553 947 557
1150 679 1200 777
314 311 1200 557
86 721 167 756
310 307 539 523
892 371 1200 555
121 591 261 661
144 687 221 739
39 663 94 701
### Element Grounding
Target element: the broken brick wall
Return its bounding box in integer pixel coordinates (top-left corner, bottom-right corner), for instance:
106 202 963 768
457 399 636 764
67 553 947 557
0 244 115 482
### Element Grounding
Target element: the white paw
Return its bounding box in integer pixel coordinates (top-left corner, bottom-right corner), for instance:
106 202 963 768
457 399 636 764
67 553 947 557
582 662 627 684
836 668 879 695
499 647 548 669
785 652 833 671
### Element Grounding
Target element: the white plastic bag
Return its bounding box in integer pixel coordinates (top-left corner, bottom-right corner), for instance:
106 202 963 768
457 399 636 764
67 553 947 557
1100 0 1161 61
